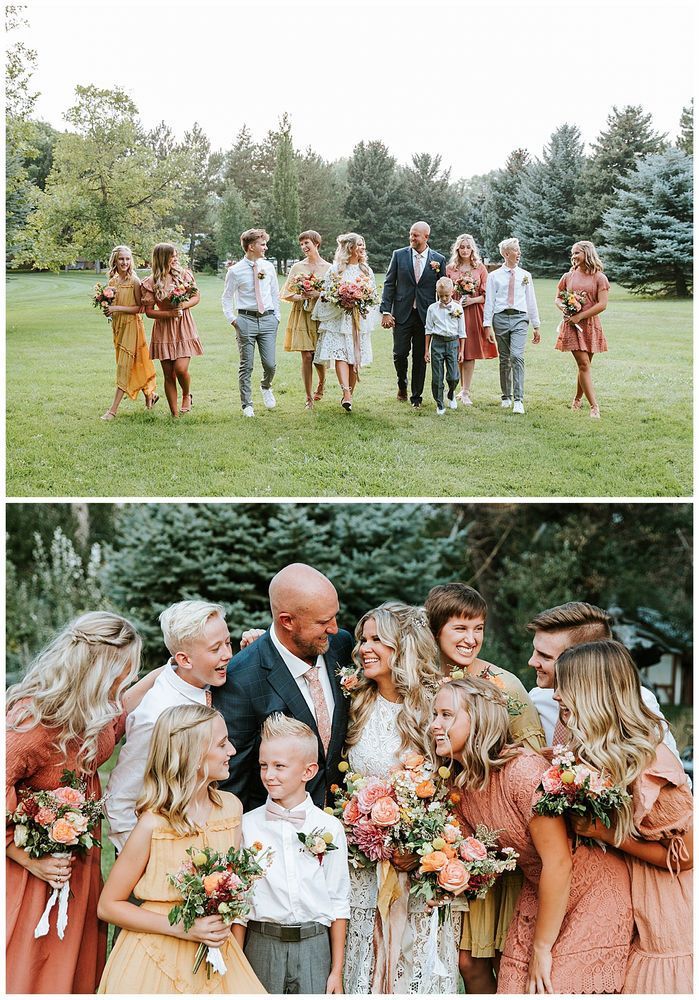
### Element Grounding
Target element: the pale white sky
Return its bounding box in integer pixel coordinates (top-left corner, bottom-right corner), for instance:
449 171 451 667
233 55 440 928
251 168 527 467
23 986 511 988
13 0 695 178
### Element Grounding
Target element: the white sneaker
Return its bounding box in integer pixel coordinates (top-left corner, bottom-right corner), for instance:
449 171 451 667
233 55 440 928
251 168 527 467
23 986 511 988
501 398 512 408
513 400 525 414
261 387 276 409
436 406 446 416
242 405 255 417
447 397 458 410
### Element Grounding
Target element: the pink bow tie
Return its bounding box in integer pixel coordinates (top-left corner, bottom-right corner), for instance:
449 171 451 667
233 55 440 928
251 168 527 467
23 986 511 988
265 800 306 828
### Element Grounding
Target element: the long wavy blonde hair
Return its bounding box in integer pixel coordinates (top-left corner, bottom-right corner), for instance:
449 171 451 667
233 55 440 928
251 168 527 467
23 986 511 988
555 640 664 844
108 245 135 280
434 677 522 790
571 240 604 274
448 233 482 270
150 242 190 298
345 602 442 759
6 612 141 772
334 232 371 276
136 704 223 836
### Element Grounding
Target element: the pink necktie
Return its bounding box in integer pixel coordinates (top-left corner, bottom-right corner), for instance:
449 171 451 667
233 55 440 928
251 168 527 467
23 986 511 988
205 689 212 708
552 712 568 748
507 268 516 307
414 253 422 284
252 260 265 314
303 665 331 754
265 800 306 828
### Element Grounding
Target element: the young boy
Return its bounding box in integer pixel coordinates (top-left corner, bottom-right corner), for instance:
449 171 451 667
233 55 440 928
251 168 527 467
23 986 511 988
105 600 232 851
424 277 466 415
233 714 350 994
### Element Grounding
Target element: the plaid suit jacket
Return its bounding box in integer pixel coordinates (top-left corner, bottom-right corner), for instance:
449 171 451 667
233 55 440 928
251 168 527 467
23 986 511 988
214 628 353 811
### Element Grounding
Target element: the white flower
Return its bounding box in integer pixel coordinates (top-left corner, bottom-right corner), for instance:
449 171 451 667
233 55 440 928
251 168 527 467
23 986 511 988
13 825 28 848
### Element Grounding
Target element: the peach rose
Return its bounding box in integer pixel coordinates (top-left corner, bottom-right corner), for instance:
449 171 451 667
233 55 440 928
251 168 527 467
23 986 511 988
415 780 436 799
356 778 393 814
419 850 449 873
343 674 359 691
35 808 57 827
443 824 460 844
459 837 488 862
53 787 85 807
343 797 362 825
437 859 471 895
542 767 564 794
370 796 401 827
401 752 425 770
63 811 90 834
251 841 264 852
50 819 79 845
203 872 227 894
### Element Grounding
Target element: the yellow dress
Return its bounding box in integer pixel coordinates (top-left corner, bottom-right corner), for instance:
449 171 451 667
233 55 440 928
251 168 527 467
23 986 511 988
109 276 157 400
98 793 265 995
281 260 331 352
460 663 546 957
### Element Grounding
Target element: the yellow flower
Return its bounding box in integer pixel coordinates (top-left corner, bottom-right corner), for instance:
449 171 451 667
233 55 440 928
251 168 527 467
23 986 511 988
438 766 451 780
560 771 576 784
322 831 334 844
432 837 446 850
338 761 349 773
323 806 335 814
192 851 208 867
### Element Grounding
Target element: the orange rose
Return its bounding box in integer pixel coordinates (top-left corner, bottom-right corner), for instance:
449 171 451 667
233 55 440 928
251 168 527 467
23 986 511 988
402 753 425 770
419 850 449 872
343 674 359 691
50 819 79 845
252 841 263 852
442 845 457 860
415 780 436 799
370 796 401 827
35 808 57 826
53 787 85 807
437 859 471 895
449 791 461 805
343 798 362 825
203 872 226 894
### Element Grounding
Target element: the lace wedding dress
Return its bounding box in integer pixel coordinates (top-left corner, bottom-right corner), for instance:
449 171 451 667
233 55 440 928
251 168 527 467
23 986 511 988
342 696 459 994
312 263 377 367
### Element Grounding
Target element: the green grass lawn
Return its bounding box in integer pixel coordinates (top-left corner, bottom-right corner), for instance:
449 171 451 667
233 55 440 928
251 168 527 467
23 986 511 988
6 271 692 497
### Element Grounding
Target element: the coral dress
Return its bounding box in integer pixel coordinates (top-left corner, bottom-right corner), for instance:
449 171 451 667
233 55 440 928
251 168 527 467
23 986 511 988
622 743 693 994
141 270 204 361
446 264 497 360
6 705 126 995
281 260 331 352
455 750 633 995
554 269 610 353
108 276 157 400
97 792 265 995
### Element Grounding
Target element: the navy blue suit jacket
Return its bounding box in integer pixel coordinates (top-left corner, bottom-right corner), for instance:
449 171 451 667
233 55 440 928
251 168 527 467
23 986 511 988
379 246 448 325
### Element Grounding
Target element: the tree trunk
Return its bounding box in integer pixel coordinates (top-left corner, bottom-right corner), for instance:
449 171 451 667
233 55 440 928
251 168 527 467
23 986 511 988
71 503 90 551
674 265 688 298
189 232 197 271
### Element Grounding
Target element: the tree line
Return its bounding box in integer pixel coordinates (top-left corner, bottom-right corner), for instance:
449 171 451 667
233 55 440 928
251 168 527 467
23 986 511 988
6 7 693 295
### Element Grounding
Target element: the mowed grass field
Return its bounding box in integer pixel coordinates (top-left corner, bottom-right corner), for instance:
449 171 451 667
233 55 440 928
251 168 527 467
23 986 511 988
6 271 692 497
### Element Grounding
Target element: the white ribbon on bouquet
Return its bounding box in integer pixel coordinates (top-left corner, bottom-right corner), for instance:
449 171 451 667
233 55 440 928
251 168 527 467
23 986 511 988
205 946 227 975
34 852 71 940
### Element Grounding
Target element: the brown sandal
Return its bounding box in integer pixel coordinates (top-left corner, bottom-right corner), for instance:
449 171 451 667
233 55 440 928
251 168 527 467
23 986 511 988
313 381 325 402
179 393 193 414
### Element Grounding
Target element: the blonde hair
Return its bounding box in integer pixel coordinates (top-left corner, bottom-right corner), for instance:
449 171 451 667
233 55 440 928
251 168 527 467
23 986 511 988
572 240 604 274
136 704 223 835
554 640 664 845
345 603 442 759
498 237 520 256
436 677 522 791
334 232 370 276
108 245 135 279
260 713 318 762
150 242 190 299
6 612 141 772
240 228 269 251
448 233 482 269
159 600 226 655
436 277 454 296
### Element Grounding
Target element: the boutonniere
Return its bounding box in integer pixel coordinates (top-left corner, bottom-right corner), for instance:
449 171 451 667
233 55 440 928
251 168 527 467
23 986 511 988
521 275 530 286
430 261 441 273
297 828 338 864
257 270 267 280
337 664 362 696
449 305 463 318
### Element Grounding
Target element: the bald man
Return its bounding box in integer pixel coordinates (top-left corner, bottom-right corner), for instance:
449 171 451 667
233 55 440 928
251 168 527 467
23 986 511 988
380 221 447 408
214 563 353 810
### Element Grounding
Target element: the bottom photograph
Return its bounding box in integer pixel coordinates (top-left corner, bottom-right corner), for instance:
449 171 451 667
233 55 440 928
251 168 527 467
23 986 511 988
5 501 693 996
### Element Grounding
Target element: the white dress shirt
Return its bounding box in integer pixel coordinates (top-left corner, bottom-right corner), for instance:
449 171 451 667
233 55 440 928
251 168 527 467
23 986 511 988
483 265 540 328
425 301 467 339
238 794 351 926
221 257 281 324
269 624 336 723
105 660 210 850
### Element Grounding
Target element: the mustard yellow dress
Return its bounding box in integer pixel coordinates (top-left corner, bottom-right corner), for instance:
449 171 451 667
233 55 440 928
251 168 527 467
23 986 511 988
459 663 546 958
98 793 265 995
108 276 157 400
281 260 331 352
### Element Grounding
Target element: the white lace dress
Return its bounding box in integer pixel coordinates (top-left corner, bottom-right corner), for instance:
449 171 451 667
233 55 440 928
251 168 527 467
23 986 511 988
312 263 378 367
343 696 459 994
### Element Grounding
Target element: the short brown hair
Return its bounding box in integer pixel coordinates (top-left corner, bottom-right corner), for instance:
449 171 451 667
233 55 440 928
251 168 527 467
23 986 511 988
299 230 321 247
526 602 613 645
240 228 269 251
425 583 488 638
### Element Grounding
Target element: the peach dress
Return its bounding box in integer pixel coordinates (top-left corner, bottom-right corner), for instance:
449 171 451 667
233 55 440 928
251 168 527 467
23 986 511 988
555 269 609 353
455 750 633 994
6 704 126 994
141 269 204 360
446 263 497 360
107 276 157 399
622 743 693 994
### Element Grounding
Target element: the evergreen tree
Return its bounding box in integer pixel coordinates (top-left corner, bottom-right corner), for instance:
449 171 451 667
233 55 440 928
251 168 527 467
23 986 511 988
177 122 223 271
513 124 586 275
397 152 461 249
222 123 277 218
297 149 347 248
267 115 300 272
480 149 529 260
677 99 693 155
345 141 403 269
216 184 252 261
599 147 693 297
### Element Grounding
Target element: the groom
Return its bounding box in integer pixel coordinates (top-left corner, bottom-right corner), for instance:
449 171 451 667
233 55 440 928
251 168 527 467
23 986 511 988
380 221 447 408
214 563 353 810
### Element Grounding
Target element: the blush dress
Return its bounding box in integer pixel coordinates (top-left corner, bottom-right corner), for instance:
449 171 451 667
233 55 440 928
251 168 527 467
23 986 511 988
555 269 610 353
141 270 204 360
446 263 497 360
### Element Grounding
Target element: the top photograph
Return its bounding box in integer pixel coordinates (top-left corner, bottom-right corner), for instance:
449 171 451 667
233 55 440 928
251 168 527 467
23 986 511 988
5 0 693 499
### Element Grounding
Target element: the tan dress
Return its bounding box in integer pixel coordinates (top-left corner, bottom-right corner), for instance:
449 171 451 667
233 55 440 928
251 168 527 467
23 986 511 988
108 276 157 400
281 260 331 352
97 793 265 995
141 270 204 360
554 269 609 353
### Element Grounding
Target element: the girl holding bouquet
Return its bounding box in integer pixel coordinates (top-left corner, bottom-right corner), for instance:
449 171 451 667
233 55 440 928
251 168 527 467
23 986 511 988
553 640 693 994
431 676 634 994
6 612 153 994
554 241 609 418
312 232 379 413
100 245 158 421
280 230 331 409
97 704 265 994
446 234 495 405
141 243 203 417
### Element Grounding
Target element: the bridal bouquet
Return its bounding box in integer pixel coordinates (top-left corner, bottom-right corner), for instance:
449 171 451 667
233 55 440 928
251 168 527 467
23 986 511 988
453 274 478 299
167 842 274 977
169 282 198 308
533 747 630 845
93 282 116 321
322 272 379 317
8 770 105 940
291 272 324 306
557 288 587 333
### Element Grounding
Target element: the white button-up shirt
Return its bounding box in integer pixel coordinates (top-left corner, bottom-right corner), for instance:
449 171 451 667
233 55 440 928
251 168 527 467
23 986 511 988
483 265 540 328
269 624 336 723
105 660 210 850
221 257 281 324
425 301 467 339
238 794 350 926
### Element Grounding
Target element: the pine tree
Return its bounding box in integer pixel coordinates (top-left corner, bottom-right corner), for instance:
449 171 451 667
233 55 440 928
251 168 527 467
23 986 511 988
397 152 460 251
345 141 403 270
599 147 693 297
480 149 529 260
677 99 693 155
297 149 348 248
178 122 223 271
216 184 251 261
513 125 586 275
267 115 300 272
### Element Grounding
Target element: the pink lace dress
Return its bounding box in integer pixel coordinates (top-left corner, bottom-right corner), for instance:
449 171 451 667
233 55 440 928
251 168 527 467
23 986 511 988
622 743 693 994
455 750 633 995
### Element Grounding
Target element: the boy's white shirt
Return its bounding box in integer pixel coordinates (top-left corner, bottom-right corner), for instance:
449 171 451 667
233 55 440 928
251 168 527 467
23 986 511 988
238 793 351 927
